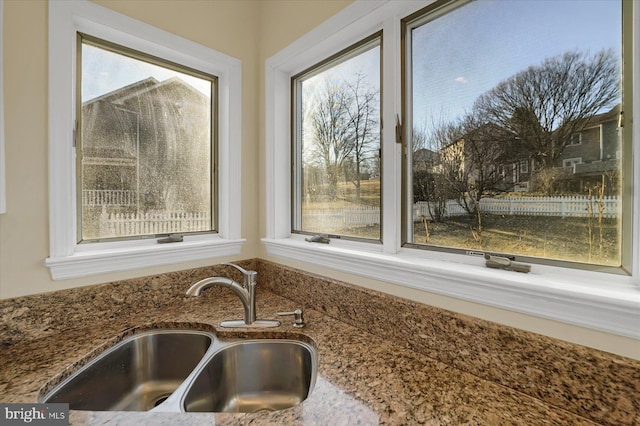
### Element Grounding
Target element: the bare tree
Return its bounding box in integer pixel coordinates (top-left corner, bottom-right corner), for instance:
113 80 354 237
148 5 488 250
472 49 620 191
426 115 505 215
309 78 356 200
412 122 460 221
309 75 379 201
344 73 379 200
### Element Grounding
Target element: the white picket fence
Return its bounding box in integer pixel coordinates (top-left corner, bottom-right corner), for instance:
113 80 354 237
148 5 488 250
83 190 137 207
414 195 620 220
302 206 380 232
97 195 619 237
99 210 210 237
299 195 620 232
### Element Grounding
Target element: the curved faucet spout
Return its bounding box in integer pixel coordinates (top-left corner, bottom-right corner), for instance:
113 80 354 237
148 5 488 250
186 277 254 324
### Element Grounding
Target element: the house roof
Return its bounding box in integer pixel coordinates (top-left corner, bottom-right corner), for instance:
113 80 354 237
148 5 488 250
82 76 208 107
413 148 439 162
82 77 160 106
575 104 620 130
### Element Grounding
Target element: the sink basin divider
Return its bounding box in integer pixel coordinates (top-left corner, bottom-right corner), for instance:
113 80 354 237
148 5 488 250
149 334 229 413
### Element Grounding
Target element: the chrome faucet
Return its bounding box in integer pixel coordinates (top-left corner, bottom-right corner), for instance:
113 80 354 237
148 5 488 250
186 263 280 328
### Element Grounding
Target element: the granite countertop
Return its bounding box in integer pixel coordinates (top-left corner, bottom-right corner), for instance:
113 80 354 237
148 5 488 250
0 280 601 425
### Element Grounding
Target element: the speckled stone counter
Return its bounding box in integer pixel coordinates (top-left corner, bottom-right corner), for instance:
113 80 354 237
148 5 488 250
1 259 638 425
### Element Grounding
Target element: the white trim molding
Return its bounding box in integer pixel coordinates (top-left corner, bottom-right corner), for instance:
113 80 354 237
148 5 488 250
263 237 640 339
47 236 245 280
263 0 640 339
47 0 244 279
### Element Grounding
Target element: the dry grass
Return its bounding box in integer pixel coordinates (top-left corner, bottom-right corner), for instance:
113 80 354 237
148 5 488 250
304 179 381 207
413 215 620 266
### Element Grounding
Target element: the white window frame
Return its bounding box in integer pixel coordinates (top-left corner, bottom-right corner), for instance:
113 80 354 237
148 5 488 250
263 0 640 339
569 132 582 146
519 159 529 174
46 0 244 280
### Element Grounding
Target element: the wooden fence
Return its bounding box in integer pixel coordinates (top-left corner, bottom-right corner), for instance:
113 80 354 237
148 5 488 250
99 210 210 237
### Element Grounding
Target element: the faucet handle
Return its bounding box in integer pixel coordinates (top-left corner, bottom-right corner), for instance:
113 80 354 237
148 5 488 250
276 309 305 328
222 263 257 286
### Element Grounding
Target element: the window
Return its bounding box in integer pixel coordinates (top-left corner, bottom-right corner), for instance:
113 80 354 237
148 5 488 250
563 158 582 168
265 0 639 341
78 35 217 242
291 34 381 241
403 0 625 269
47 1 243 279
569 133 582 146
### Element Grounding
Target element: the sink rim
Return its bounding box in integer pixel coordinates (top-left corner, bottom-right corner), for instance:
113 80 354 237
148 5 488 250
37 328 218 408
38 327 319 414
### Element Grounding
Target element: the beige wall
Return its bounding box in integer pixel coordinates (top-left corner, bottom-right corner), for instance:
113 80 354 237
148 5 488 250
0 0 263 298
0 0 637 359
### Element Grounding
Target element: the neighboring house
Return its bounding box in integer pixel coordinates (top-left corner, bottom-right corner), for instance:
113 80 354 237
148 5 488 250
425 105 620 196
81 77 211 214
436 138 465 180
412 148 440 174
553 104 620 194
435 123 505 192
493 135 533 192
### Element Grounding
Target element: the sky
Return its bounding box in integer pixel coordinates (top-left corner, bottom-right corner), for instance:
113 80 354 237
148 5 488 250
299 43 381 162
82 0 620 134
412 0 621 134
300 40 380 117
82 43 212 102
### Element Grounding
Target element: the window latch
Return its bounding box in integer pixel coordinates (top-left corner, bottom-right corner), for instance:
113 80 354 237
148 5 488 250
395 115 403 145
72 120 77 148
618 110 624 128
157 234 183 244
305 234 330 244
485 254 531 273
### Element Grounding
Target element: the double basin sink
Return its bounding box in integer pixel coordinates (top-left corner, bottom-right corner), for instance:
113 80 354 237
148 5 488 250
39 329 317 413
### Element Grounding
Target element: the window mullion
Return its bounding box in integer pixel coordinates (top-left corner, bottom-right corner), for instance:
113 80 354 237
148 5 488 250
382 15 404 254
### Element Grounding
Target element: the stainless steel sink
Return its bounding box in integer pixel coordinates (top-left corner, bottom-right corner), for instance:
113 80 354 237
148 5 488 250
182 340 317 413
40 330 214 411
40 330 317 414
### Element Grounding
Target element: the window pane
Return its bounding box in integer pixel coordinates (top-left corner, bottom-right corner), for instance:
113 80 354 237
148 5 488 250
293 37 381 241
407 0 622 267
79 37 215 241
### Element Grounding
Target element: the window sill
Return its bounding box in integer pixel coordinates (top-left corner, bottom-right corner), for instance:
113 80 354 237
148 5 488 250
46 236 245 280
262 237 640 339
